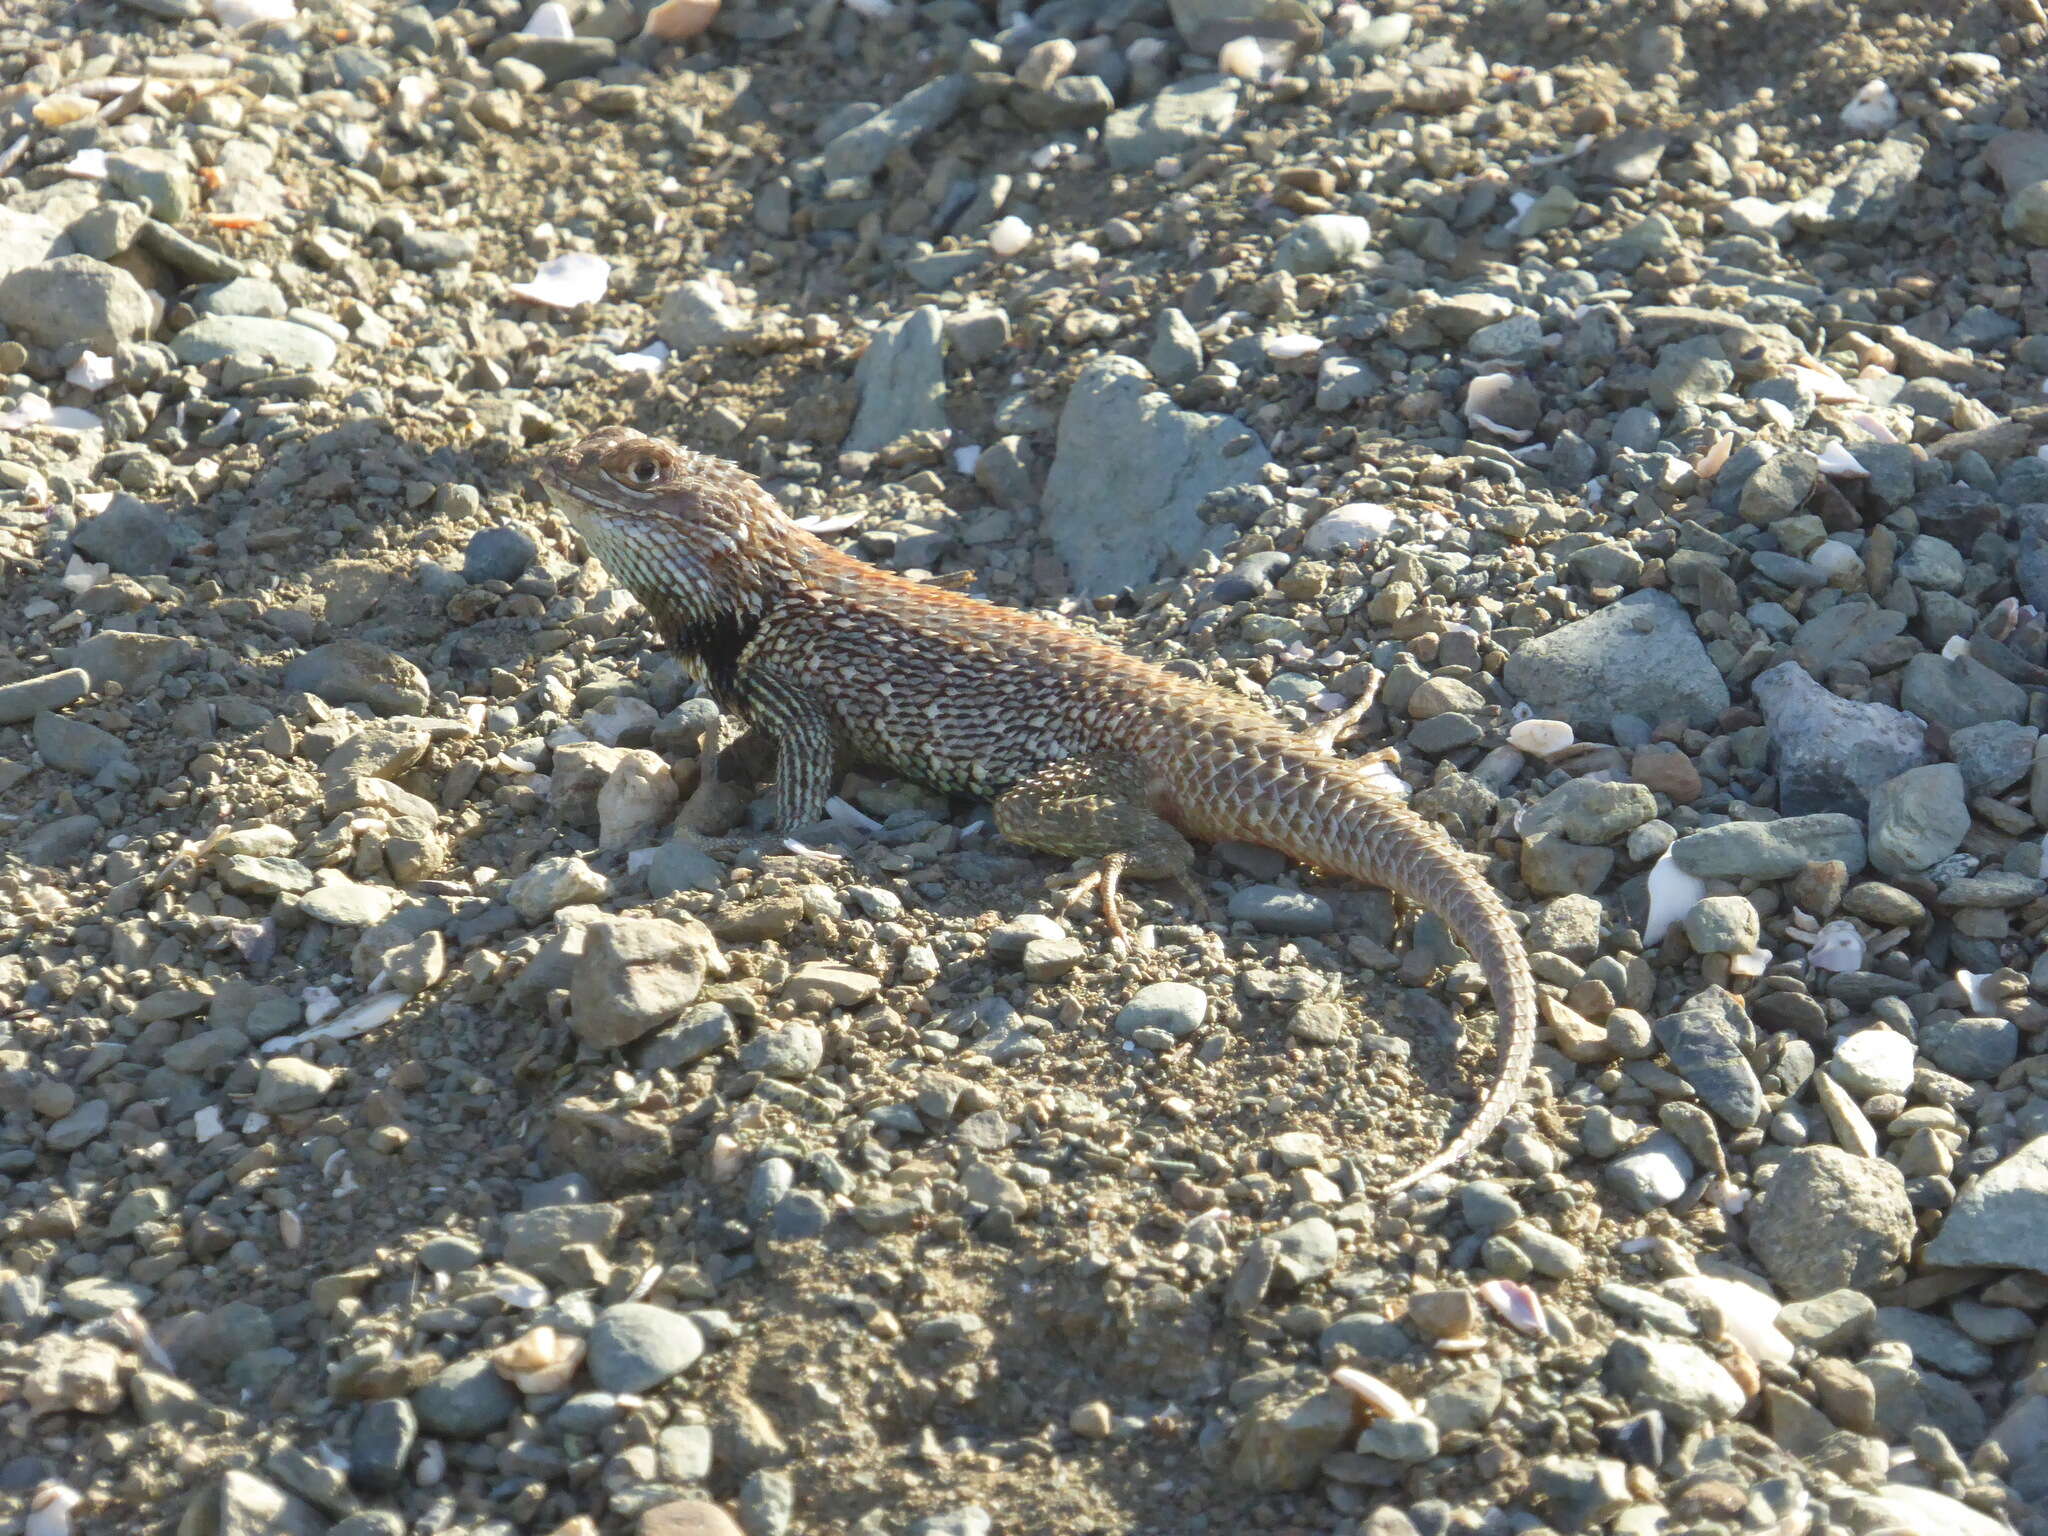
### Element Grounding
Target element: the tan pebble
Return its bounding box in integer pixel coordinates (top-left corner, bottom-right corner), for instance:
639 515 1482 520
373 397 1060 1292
1070 1400 1113 1438
643 0 718 40
640 1500 744 1536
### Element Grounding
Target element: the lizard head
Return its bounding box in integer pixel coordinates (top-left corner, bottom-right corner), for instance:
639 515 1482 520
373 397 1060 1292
538 427 799 632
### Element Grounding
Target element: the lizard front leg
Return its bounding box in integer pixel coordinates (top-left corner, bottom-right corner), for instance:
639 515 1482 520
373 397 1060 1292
742 674 840 829
993 753 1201 943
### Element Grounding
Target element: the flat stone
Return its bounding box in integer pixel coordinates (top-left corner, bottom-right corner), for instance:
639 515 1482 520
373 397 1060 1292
587 1303 705 1393
170 314 338 372
1923 1135 2048 1275
0 255 154 350
1104 75 1240 170
1503 590 1729 731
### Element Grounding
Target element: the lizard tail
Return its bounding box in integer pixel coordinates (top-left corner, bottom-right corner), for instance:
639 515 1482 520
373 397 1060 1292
1203 747 1539 1192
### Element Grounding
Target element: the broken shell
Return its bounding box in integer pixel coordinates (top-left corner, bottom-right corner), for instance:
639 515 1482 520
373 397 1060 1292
1644 850 1707 945
1690 432 1733 479
509 252 611 310
27 1484 83 1536
1329 1366 1414 1420
494 1326 585 1394
1804 919 1864 974
1815 440 1868 478
1478 1278 1547 1336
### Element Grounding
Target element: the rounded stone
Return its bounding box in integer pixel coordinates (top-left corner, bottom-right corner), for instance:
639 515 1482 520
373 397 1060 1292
587 1303 705 1393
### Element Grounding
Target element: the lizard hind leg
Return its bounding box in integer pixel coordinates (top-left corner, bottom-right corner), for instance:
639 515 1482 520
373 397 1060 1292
993 754 1197 944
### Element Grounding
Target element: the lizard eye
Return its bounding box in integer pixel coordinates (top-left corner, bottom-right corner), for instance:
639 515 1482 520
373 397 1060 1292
628 457 660 485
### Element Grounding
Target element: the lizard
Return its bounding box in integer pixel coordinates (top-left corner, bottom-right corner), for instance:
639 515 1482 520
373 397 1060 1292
538 425 1537 1193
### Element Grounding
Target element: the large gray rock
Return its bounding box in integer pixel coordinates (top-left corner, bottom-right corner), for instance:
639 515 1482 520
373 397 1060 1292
1900 652 2026 730
1104 75 1241 170
1792 137 1924 235
843 305 946 454
170 315 338 372
569 914 715 1049
1866 763 1969 880
71 493 199 576
1748 1145 1913 1299
1923 1136 2048 1276
282 641 430 716
0 254 154 350
1752 660 1931 817
0 207 70 282
1504 590 1729 731
822 74 968 181
1041 356 1270 597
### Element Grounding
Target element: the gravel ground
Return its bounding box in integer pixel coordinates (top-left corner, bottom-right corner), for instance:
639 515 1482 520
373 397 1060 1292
4 1 2048 1534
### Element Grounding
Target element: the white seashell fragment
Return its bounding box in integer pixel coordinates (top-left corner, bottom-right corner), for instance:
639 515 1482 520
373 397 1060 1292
1815 440 1867 478
952 444 982 475
825 795 885 833
65 351 114 392
987 216 1033 257
1956 969 1997 1013
1467 411 1531 443
494 1326 586 1395
61 148 109 179
1805 919 1864 973
1941 633 1970 660
0 395 101 434
609 339 668 375
1662 1275 1789 1367
1726 946 1772 979
1478 1278 1547 1336
1691 432 1734 479
1506 718 1574 757
193 1106 224 1141
1786 364 1861 403
263 990 406 1053
27 1484 83 1536
1330 1366 1414 1419
1840 80 1899 134
1644 850 1707 944
1054 241 1099 270
279 1208 303 1249
32 94 97 127
1263 332 1323 361
519 1 573 36
509 252 610 310
1851 411 1899 444
493 1280 549 1309
1361 760 1411 799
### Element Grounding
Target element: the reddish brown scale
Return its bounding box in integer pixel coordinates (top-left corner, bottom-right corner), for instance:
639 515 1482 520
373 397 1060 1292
539 427 1537 1192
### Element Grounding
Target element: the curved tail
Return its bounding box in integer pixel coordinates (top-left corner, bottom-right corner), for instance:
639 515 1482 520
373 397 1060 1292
1195 745 1539 1192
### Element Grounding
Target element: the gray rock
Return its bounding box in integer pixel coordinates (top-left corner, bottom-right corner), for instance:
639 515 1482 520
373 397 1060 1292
0 207 68 282
171 315 338 372
1226 885 1334 935
587 1303 705 1393
1603 1335 1745 1429
656 276 751 352
413 1355 518 1438
191 276 289 318
1900 652 2027 730
1776 1289 1875 1351
349 1399 415 1493
1949 721 2038 794
0 667 89 724
1104 75 1240 170
23 815 102 866
738 1022 823 1079
1829 1027 1916 1097
252 1057 333 1114
208 1470 328 1536
1923 1135 2048 1274
503 34 616 84
46 1098 110 1151
1530 1456 1632 1533
282 641 429 716
647 839 726 897
1226 1385 1352 1492
1652 986 1763 1127
571 915 714 1050
1146 307 1203 384
1503 590 1729 730
0 255 154 350
1752 660 1931 817
1793 137 1925 235
823 74 967 180
1519 779 1657 845
1681 895 1759 955
1872 1309 1993 1379
1866 763 1969 879
1738 453 1819 524
1918 1015 2019 1080
1272 213 1374 275
1748 1145 1913 1299
508 856 611 921
1606 1132 1693 1213
1114 982 1207 1038
1669 814 1867 880
739 1468 796 1536
844 305 947 453
107 146 195 222
66 629 195 692
463 525 537 584
33 712 127 778
1042 356 1270 596
72 493 198 576
501 1202 622 1276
